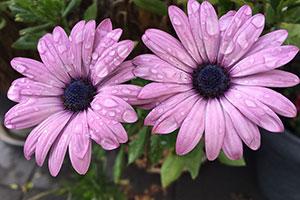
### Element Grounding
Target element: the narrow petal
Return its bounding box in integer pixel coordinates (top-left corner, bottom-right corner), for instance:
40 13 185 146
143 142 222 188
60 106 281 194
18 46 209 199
138 94 173 110
92 40 134 85
246 29 288 56
218 5 252 64
103 119 128 143
219 10 236 36
133 54 192 84
222 111 243 160
91 94 138 123
200 1 220 63
38 34 70 83
138 83 191 99
87 109 120 150
220 97 260 150
222 14 265 68
35 111 72 166
176 98 206 155
225 88 284 132
142 29 196 72
235 86 297 118
7 78 63 102
82 20 96 74
94 18 113 48
169 5 202 63
231 70 300 87
100 60 135 86
205 98 225 161
187 0 208 62
152 94 198 134
10 57 64 88
144 91 195 126
4 97 63 130
230 45 299 77
69 20 86 77
69 140 91 175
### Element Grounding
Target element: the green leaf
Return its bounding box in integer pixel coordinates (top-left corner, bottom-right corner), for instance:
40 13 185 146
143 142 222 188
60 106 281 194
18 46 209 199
279 22 300 48
113 146 125 183
133 0 168 16
83 0 97 20
19 23 52 35
63 0 82 18
149 135 164 164
128 127 149 164
218 152 246 167
0 18 6 30
183 143 204 179
12 31 46 50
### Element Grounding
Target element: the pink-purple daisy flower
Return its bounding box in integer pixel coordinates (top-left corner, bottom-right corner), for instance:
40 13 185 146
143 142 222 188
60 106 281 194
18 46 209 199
133 0 300 160
5 19 141 176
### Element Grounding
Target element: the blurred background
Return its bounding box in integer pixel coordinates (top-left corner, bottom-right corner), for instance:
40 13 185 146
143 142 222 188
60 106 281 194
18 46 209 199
0 0 300 200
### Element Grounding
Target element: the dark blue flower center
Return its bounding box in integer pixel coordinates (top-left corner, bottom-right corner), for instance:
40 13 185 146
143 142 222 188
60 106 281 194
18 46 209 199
63 79 96 112
192 64 230 98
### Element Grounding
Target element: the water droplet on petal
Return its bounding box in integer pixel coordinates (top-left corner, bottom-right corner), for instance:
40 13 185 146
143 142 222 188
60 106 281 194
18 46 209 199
122 110 137 123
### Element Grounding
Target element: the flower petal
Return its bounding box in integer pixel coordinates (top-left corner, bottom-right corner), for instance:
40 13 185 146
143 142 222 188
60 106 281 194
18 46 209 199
144 91 195 126
200 1 220 64
4 97 63 130
222 111 243 160
230 45 299 77
133 54 192 84
205 98 225 161
142 29 196 71
236 85 297 118
91 94 138 123
94 18 113 48
220 97 260 150
225 88 284 132
10 57 64 88
222 14 265 68
169 5 202 63
219 10 236 36
82 20 96 74
218 5 252 64
176 98 206 155
35 111 72 166
152 94 198 134
69 139 91 175
231 70 300 87
92 40 134 85
7 78 63 102
245 29 288 56
138 83 191 99
187 0 208 62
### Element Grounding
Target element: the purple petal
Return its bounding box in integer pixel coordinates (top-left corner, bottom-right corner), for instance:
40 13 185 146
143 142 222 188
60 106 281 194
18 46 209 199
220 97 260 150
35 111 72 166
205 98 225 161
218 5 252 64
91 40 134 85
231 70 300 87
222 111 243 160
91 94 137 123
94 18 113 48
69 139 91 175
169 5 202 63
7 78 63 102
176 98 206 155
138 83 191 99
187 0 208 62
221 14 265 68
142 29 196 71
82 20 96 74
235 86 297 118
230 45 299 77
245 29 288 56
103 119 128 143
4 97 63 130
219 10 236 36
133 54 192 84
152 94 198 134
10 57 64 88
200 1 220 64
137 94 173 110
225 88 284 132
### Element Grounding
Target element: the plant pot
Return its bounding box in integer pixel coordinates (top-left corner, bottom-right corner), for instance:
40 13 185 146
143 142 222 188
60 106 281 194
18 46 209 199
246 130 300 200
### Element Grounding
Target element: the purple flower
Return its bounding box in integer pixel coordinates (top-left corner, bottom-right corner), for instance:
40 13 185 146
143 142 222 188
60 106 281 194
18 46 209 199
133 0 300 160
5 19 140 176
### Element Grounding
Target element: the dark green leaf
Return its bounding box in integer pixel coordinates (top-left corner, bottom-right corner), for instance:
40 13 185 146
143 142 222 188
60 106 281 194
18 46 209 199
133 0 168 16
218 152 246 167
63 0 82 17
83 0 97 20
0 18 6 30
149 135 164 164
279 22 300 48
19 23 52 35
12 31 46 50
183 143 204 179
128 126 149 164
113 146 125 183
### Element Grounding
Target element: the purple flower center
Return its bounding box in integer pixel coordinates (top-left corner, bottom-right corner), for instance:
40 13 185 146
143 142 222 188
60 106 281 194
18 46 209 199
192 64 230 98
63 79 96 112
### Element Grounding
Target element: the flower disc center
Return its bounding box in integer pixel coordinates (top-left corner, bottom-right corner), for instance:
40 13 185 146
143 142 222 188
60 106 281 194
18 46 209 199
63 79 96 112
192 64 230 98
